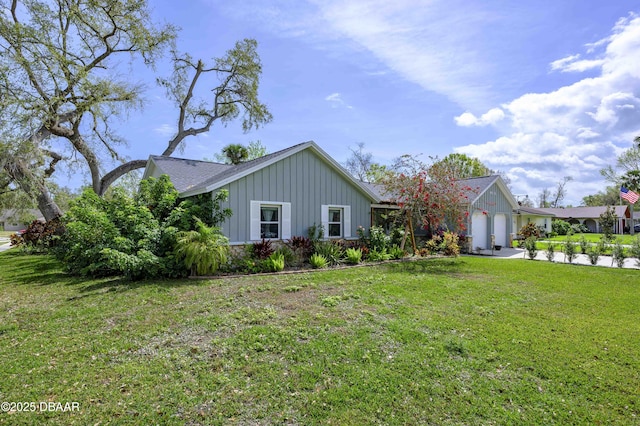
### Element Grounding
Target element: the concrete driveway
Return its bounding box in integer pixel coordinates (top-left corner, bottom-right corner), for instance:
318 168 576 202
0 238 12 252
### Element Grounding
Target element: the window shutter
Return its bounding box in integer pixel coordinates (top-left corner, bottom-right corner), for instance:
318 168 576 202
281 202 292 239
321 205 329 239
250 201 261 241
343 206 351 238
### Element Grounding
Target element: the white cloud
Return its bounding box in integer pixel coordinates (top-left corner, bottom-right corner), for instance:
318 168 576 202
325 92 353 109
154 124 175 137
454 108 505 127
220 0 510 110
550 54 605 73
455 13 640 205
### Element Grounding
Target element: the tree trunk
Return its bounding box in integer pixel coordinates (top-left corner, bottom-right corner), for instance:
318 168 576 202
35 184 63 221
4 159 62 221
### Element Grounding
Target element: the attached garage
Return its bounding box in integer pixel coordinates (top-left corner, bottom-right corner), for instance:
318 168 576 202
459 175 518 251
472 211 488 249
494 213 507 247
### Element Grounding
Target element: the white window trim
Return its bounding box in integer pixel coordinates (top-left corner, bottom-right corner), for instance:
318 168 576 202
321 204 351 239
250 201 291 241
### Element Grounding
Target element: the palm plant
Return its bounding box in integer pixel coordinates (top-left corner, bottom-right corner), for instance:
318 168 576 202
222 144 249 165
175 218 229 276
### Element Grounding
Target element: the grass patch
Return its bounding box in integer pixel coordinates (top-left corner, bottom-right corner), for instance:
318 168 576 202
545 233 636 245
1 250 639 424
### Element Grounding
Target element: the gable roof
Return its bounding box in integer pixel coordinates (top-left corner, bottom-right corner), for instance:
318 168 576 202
358 174 517 209
456 175 518 208
144 141 381 202
143 156 232 193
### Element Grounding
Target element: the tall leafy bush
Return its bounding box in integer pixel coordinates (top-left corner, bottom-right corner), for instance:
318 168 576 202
56 175 232 279
175 218 229 276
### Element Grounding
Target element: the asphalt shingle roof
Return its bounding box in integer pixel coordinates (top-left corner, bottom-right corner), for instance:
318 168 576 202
148 156 232 193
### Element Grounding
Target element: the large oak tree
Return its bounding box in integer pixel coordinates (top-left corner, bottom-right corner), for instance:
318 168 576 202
0 0 271 220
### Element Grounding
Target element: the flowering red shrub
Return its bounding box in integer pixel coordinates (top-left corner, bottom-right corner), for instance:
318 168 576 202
381 156 475 239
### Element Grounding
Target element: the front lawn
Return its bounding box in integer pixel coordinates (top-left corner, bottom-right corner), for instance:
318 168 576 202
0 251 638 425
545 233 636 245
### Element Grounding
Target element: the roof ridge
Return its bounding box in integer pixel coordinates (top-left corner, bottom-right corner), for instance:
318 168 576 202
150 154 227 165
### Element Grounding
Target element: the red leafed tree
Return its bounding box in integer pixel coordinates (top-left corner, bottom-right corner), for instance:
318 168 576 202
381 155 475 251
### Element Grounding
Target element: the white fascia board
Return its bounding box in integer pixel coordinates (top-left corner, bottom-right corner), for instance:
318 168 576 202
179 141 381 202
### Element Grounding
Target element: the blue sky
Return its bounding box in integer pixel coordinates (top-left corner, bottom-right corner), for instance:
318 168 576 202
82 0 640 206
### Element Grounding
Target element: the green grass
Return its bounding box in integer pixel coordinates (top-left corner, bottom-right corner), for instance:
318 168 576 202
545 233 637 245
0 230 14 238
1 251 639 425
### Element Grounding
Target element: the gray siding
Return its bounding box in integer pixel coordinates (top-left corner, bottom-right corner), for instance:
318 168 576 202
469 182 514 247
217 149 373 242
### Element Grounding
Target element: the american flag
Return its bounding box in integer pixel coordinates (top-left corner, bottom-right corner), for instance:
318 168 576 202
620 186 639 204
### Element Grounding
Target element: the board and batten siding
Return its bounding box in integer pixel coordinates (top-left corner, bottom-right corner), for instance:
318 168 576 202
468 182 514 248
216 149 373 243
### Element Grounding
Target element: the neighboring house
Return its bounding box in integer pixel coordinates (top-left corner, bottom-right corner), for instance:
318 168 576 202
143 141 381 244
513 206 555 236
0 209 43 232
535 205 631 234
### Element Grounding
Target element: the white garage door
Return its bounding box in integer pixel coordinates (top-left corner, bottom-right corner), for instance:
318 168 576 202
494 214 507 247
472 212 488 249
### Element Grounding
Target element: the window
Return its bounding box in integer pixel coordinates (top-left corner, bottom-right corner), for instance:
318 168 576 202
250 201 291 241
321 205 351 239
328 208 342 237
260 205 280 239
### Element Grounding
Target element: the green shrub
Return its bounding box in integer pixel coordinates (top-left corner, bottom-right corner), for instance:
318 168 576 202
551 219 571 236
368 225 390 252
309 253 328 269
524 237 538 260
599 206 617 242
571 223 589 234
57 188 168 278
367 248 391 262
545 243 555 262
389 226 405 247
587 245 601 265
264 252 285 272
313 241 343 265
578 234 589 254
563 238 576 264
274 246 295 267
56 175 233 279
175 218 229 276
612 240 626 268
596 237 609 256
345 247 363 264
388 245 406 260
307 223 324 242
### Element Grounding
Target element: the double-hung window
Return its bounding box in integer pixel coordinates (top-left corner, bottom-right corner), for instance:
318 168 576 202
321 205 351 239
260 205 280 239
328 208 343 238
250 201 291 241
